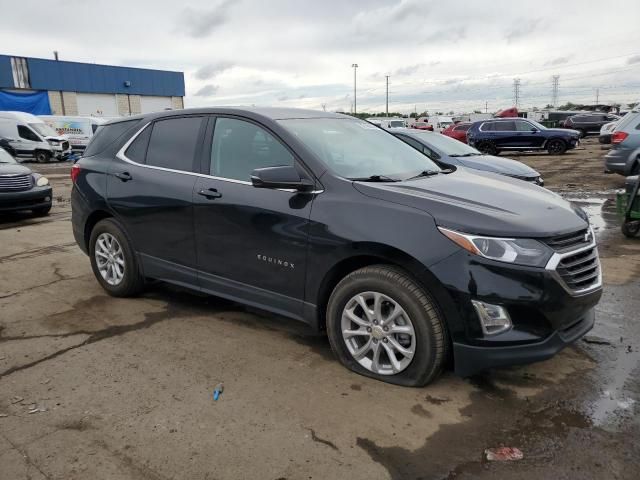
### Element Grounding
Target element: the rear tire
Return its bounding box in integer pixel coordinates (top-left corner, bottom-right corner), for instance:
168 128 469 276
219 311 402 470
477 141 498 156
34 150 51 163
547 139 567 155
578 129 587 138
89 218 144 297
622 221 640 238
326 265 447 387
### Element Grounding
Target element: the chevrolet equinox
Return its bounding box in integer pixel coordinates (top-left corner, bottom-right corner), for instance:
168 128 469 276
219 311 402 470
71 108 602 386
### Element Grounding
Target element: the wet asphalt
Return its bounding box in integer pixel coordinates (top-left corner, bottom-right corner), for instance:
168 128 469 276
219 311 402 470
0 139 638 479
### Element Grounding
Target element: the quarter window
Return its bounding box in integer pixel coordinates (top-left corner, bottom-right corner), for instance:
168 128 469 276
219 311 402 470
210 118 294 181
125 125 152 164
146 117 203 172
17 125 40 142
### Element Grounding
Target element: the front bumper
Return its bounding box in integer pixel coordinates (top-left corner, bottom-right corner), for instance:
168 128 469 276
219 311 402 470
429 247 602 376
0 186 52 212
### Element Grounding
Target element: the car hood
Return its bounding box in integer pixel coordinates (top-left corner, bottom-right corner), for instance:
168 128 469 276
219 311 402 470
44 135 68 141
353 168 586 238
451 154 539 177
0 163 32 175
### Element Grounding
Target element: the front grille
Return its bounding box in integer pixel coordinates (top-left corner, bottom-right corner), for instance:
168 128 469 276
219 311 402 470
0 174 32 192
556 246 600 292
544 229 590 252
61 141 70 151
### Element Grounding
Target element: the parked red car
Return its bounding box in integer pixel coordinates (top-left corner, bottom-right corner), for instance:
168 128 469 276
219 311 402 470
412 121 434 131
442 122 471 143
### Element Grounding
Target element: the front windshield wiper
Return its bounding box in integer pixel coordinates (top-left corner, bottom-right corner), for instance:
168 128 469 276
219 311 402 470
449 153 481 157
405 170 441 180
349 174 401 182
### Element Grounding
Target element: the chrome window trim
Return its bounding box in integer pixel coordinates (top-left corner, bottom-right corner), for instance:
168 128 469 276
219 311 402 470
115 121 323 193
544 231 602 296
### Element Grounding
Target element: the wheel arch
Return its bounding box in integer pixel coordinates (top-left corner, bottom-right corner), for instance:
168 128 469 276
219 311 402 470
84 209 113 251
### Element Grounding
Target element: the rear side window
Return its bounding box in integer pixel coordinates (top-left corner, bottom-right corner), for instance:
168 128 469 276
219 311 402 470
125 125 152 164
84 120 139 157
146 116 203 172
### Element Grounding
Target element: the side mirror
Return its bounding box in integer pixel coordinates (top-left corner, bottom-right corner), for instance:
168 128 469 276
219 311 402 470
251 165 314 192
531 128 538 133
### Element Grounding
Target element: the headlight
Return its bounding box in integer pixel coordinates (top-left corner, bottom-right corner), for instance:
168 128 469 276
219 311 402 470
36 176 49 187
438 227 553 267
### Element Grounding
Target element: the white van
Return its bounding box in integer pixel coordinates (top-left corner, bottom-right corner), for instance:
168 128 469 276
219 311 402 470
366 117 406 129
39 116 109 152
0 111 72 162
427 116 454 133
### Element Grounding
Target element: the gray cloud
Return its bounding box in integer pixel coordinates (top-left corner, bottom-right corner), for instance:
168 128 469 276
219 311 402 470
627 54 640 65
395 64 423 76
545 56 570 66
178 0 235 38
277 94 289 101
195 84 219 96
505 18 542 42
194 61 234 80
423 26 467 44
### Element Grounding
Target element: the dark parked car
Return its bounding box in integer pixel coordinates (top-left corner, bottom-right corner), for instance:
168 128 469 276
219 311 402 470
0 136 17 157
71 108 601 386
391 129 544 185
0 147 52 216
563 113 620 138
467 118 581 156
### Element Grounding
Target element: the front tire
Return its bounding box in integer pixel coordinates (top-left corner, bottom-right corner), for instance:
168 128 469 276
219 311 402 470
622 221 640 238
547 139 567 155
34 150 51 163
326 265 447 386
89 218 144 297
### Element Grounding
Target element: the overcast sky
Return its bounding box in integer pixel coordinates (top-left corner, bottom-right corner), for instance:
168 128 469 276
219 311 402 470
2 0 639 114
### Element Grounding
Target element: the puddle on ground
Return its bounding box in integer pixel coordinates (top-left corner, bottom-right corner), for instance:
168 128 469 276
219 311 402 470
561 193 619 238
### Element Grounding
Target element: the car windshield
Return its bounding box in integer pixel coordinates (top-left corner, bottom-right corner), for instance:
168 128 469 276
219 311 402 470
279 118 441 180
29 122 58 137
411 131 481 156
0 148 17 163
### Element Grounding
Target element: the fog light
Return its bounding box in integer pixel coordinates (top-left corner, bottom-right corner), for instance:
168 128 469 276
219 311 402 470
45 196 51 202
471 300 512 336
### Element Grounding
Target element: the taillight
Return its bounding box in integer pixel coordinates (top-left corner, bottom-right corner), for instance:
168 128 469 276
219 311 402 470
70 163 81 183
612 131 629 144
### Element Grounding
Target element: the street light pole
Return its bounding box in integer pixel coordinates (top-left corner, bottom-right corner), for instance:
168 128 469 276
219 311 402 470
352 63 358 115
385 75 390 116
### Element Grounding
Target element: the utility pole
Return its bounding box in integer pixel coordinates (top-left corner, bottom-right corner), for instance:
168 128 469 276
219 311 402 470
351 64 358 115
385 75 390 116
513 78 521 108
595 88 600 105
485 101 488 113
551 75 560 108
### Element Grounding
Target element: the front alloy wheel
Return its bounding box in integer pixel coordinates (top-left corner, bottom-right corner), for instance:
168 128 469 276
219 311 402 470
341 291 416 375
94 232 125 286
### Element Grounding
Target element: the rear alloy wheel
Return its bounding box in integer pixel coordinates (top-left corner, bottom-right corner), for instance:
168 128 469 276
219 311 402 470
478 142 498 156
34 150 51 163
326 265 447 386
547 139 567 155
89 218 144 297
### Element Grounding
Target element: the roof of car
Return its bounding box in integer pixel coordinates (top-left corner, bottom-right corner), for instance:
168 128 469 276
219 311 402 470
106 107 348 125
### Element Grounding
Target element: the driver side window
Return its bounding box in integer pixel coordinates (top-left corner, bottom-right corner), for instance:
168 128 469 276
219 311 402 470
210 118 294 182
515 121 534 131
18 125 40 142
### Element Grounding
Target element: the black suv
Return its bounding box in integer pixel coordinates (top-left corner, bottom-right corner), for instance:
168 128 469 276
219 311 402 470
563 113 620 137
467 118 581 155
71 108 602 386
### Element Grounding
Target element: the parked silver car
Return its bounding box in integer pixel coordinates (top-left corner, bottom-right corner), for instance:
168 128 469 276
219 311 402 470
604 108 640 176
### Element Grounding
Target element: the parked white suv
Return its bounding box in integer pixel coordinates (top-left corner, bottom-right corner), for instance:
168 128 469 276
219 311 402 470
0 111 72 162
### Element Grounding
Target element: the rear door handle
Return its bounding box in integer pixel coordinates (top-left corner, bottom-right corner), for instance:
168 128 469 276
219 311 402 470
114 171 132 182
197 188 222 199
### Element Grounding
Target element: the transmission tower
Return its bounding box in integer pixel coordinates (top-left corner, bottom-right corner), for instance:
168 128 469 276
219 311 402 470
513 78 521 108
551 75 560 108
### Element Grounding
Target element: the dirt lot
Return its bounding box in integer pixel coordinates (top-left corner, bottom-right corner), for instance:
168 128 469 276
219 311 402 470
1 138 639 480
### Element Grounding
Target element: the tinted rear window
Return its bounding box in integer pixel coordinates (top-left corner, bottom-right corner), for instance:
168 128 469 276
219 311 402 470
83 120 140 157
125 125 152 164
146 116 203 172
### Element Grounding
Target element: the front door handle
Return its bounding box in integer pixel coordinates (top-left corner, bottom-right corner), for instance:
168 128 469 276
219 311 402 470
114 171 132 182
197 188 222 199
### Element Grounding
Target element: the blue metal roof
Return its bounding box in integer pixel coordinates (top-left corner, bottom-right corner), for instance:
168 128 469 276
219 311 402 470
0 54 184 97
